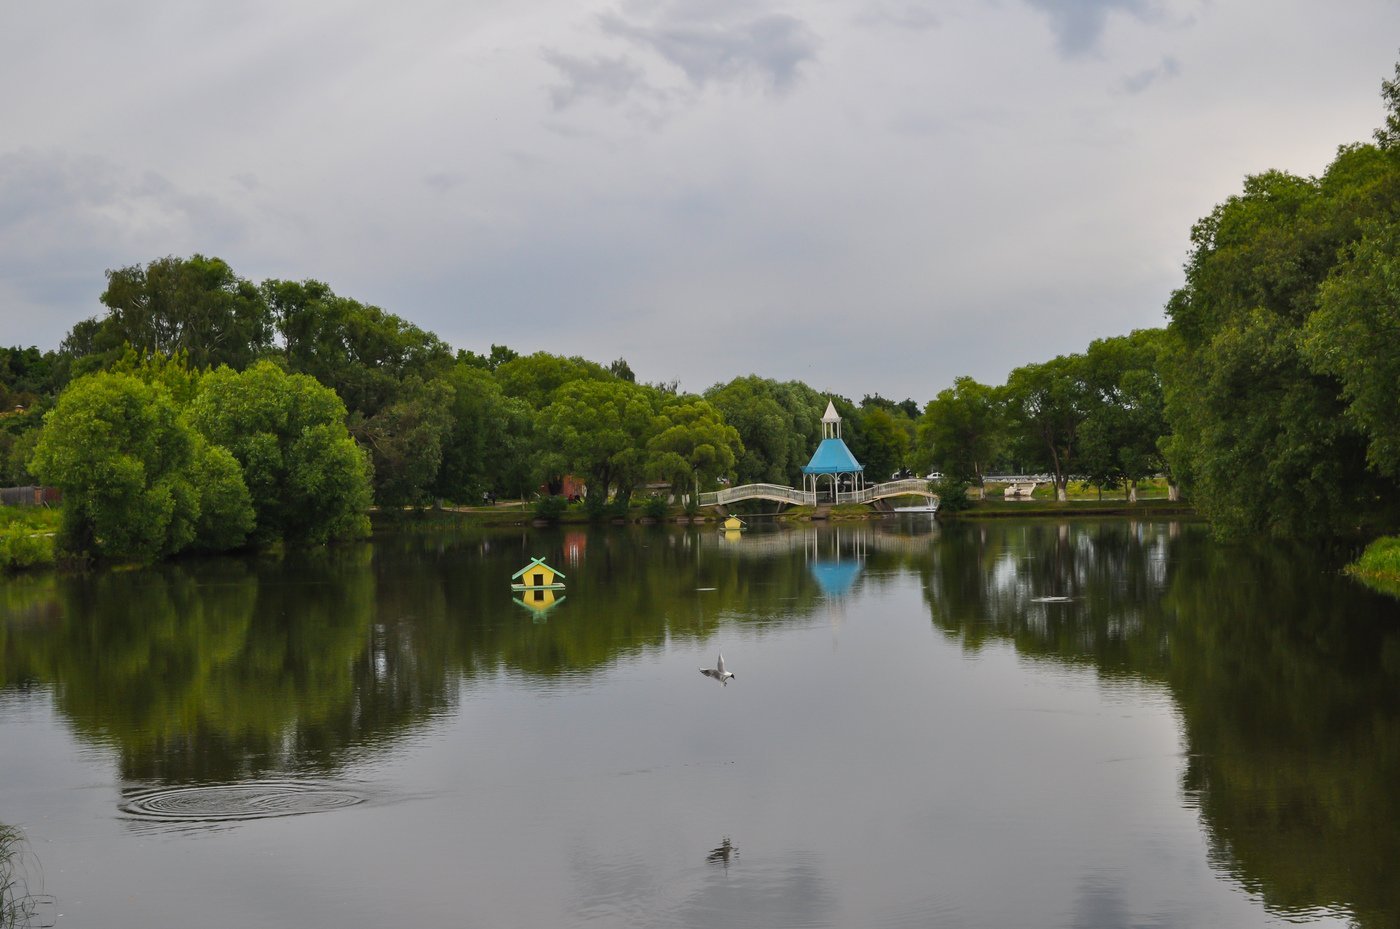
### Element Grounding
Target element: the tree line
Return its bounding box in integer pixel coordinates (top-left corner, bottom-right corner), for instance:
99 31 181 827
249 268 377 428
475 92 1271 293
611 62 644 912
4 62 1400 558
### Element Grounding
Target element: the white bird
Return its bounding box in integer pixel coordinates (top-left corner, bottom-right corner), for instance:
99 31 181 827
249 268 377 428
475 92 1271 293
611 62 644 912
700 653 736 685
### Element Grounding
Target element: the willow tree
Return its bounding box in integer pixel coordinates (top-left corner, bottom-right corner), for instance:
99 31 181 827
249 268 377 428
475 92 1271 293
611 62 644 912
30 371 252 560
187 361 372 545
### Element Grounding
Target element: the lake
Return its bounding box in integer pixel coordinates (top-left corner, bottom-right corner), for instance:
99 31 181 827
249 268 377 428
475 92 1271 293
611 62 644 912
2 517 1398 928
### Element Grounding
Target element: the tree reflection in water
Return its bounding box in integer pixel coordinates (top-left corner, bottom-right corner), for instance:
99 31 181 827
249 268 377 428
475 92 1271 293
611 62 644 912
2 518 1399 926
919 519 1400 928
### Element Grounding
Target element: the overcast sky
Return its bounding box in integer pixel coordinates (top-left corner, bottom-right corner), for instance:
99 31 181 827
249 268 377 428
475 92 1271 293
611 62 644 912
3 0 1398 402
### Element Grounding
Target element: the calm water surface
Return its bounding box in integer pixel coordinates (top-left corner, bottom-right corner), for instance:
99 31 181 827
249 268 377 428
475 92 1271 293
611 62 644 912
2 518 1399 928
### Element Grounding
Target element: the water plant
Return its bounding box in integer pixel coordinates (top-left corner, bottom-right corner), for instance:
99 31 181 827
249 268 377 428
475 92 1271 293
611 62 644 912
0 824 39 929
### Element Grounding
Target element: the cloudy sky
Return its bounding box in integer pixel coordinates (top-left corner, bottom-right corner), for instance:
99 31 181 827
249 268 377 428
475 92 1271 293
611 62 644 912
3 0 1398 401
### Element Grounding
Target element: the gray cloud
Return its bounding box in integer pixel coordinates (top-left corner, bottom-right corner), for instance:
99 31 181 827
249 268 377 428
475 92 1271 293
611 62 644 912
2 0 1398 402
854 2 942 31
542 49 651 109
1021 0 1161 57
598 6 818 92
0 148 250 347
1121 55 1180 94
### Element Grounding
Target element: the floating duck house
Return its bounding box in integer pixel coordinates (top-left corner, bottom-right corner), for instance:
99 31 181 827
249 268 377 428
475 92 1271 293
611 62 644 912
511 557 566 591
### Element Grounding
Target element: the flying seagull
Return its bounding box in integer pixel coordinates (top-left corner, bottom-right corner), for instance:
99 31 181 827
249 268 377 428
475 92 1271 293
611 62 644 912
700 653 735 685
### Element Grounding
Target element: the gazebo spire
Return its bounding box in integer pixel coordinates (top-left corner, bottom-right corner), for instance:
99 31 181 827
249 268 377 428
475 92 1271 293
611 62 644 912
821 400 841 438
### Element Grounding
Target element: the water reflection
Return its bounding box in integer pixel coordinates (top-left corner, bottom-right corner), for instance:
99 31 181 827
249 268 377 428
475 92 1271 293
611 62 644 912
706 836 738 868
675 854 837 929
3 519 1400 926
919 520 1400 927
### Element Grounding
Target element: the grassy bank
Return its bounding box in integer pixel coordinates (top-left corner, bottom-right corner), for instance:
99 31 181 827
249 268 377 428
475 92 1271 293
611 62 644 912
379 493 1197 529
949 498 1198 520
1345 536 1400 599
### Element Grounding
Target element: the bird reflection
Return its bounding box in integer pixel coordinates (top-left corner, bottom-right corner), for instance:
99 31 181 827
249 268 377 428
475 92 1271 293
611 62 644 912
707 836 738 870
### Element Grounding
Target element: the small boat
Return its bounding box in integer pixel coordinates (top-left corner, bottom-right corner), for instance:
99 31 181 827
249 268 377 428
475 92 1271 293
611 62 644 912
893 500 939 513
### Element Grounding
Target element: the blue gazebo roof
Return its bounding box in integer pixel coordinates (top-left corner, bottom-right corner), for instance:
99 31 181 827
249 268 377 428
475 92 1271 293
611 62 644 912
802 438 863 475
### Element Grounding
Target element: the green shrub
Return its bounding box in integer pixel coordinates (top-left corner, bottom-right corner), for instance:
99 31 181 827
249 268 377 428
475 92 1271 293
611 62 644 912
533 495 568 522
642 496 669 519
932 480 972 513
0 524 55 571
1349 537 1400 577
1344 537 1400 599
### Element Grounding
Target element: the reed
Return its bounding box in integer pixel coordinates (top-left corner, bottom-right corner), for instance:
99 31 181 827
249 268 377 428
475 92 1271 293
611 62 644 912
0 824 37 929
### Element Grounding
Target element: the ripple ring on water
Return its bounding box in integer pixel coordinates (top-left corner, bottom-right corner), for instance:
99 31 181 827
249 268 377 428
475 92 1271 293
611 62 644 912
120 780 364 822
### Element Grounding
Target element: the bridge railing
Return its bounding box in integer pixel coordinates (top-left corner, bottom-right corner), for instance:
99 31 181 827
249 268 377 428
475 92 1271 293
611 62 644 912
874 478 937 498
838 479 937 504
697 478 935 508
696 483 816 507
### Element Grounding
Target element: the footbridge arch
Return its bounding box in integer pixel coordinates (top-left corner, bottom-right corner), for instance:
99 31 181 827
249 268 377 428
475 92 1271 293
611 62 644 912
697 478 937 509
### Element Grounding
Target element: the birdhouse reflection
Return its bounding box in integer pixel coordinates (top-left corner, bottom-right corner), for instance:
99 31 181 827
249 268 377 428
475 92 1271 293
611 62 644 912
513 587 566 621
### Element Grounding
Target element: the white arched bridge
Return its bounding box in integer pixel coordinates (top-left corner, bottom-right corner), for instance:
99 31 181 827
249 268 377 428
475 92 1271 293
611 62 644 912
696 478 938 509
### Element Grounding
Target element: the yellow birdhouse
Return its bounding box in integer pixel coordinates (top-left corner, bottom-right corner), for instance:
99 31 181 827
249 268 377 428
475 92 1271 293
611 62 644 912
722 515 745 532
511 557 566 591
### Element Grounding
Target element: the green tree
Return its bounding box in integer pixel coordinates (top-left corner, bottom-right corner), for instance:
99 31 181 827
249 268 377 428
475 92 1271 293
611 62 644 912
1375 56 1400 150
705 376 825 486
352 375 455 506
433 363 535 503
494 352 614 410
0 346 60 407
457 344 519 372
1303 220 1400 481
187 362 372 545
85 255 273 372
851 405 910 481
1078 330 1170 501
28 372 233 560
608 357 636 382
187 437 257 553
264 278 454 419
536 379 660 507
0 346 56 485
646 397 743 499
915 376 1004 493
1162 137 1400 538
1003 355 1091 501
